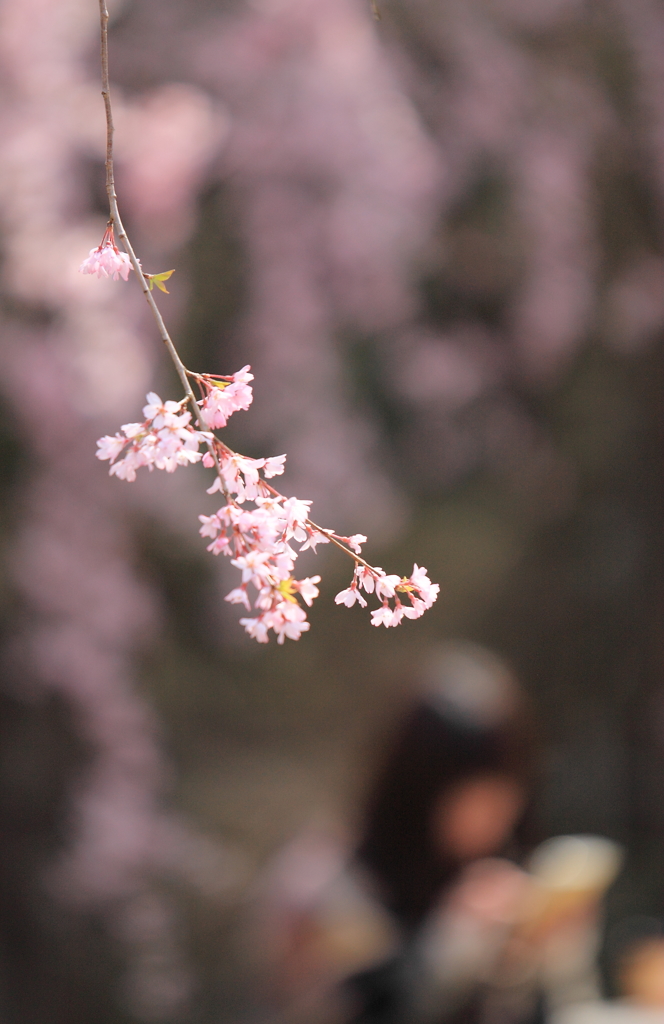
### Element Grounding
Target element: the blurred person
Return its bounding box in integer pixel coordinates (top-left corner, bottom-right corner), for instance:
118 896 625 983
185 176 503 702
349 833 623 1024
416 834 623 1024
250 642 541 1024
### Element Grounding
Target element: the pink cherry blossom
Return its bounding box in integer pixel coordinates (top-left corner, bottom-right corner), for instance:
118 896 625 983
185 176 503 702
272 602 310 644
334 584 367 608
142 392 185 426
231 365 254 384
238 616 270 643
230 550 275 586
96 392 207 479
224 587 252 611
371 604 396 628
407 564 440 608
207 534 231 556
80 244 132 281
96 433 129 462
296 576 321 607
390 600 425 626
402 599 427 619
200 386 244 428
197 367 255 428
107 448 145 481
389 604 407 626
98 369 438 642
282 497 313 542
206 452 267 501
198 513 221 539
332 556 439 632
80 226 134 281
225 380 253 411
298 530 331 552
374 573 401 601
355 565 380 593
263 454 287 478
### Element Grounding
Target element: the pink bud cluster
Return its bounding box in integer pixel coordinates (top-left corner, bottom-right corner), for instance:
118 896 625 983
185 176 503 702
79 225 134 281
96 393 208 480
95 366 439 642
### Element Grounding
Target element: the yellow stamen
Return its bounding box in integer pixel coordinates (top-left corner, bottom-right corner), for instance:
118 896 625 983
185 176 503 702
278 578 299 603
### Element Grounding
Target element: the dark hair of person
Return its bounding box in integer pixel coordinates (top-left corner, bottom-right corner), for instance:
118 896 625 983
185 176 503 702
355 647 537 933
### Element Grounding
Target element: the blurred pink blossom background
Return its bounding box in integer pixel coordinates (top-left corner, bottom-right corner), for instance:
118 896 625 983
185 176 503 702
1 0 664 1020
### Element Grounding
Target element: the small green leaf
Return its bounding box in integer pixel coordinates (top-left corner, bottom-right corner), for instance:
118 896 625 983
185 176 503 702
146 270 175 293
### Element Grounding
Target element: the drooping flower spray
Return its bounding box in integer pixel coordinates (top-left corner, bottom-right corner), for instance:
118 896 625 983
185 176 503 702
85 0 438 643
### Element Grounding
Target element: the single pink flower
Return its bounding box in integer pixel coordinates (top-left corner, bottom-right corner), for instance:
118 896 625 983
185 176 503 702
224 587 252 611
370 604 395 628
239 616 270 643
296 576 321 607
263 454 287 478
408 564 440 608
355 565 381 593
335 584 367 608
231 365 254 384
374 573 401 601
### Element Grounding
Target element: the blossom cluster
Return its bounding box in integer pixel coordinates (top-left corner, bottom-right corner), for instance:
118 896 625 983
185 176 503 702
81 24 438 643
80 225 134 281
96 393 208 480
199 476 397 642
93 362 439 642
195 366 254 428
200 469 438 637
199 496 321 643
335 563 439 627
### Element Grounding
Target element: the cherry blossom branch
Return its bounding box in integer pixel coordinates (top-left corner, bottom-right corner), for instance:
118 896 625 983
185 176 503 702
97 1 201 436
206 441 376 574
98 0 231 500
83 0 439 642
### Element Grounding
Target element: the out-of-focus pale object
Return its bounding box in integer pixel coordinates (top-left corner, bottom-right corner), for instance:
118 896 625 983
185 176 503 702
529 834 624 890
552 1003 664 1023
523 835 624 937
620 937 664 1008
423 641 520 731
553 937 664 1024
518 836 624 1013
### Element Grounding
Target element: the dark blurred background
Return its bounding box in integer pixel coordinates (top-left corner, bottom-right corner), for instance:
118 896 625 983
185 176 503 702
1 0 664 1020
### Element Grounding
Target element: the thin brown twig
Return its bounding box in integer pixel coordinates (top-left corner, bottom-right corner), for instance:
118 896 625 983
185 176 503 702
97 0 373 571
304 521 373 573
257 479 379 575
98 0 231 499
